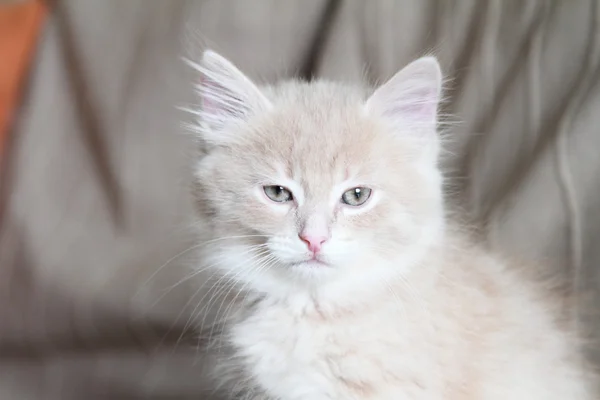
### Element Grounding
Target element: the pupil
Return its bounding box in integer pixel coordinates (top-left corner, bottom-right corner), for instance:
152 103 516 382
354 188 361 198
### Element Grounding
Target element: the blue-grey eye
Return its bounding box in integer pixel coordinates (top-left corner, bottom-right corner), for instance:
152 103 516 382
263 185 293 202
341 187 372 206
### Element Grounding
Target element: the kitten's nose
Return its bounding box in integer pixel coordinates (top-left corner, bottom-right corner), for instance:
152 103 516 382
299 234 328 253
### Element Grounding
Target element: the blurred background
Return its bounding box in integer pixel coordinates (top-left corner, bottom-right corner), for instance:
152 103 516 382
1 0 600 398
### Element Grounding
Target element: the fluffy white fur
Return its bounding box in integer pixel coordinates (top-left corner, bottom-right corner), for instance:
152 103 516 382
189 50 596 399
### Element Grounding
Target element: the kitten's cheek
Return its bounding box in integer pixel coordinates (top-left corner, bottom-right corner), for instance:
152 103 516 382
266 240 304 264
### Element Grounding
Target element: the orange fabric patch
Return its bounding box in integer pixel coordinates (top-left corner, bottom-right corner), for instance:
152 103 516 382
0 0 46 158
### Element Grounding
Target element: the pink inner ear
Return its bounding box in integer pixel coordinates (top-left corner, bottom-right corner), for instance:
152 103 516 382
199 75 218 113
199 81 217 115
385 87 438 121
199 75 245 119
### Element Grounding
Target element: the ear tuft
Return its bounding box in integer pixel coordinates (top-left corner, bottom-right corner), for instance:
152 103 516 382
366 57 442 130
192 50 271 144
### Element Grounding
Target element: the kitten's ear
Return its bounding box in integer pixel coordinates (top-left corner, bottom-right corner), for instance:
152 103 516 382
366 57 442 132
194 50 271 144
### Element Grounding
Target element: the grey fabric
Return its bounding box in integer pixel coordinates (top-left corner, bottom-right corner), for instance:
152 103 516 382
1 0 599 398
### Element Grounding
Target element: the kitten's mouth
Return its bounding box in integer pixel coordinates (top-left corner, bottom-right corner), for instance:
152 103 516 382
291 259 330 268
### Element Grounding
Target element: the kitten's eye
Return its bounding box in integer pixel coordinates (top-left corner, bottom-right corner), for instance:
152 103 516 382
263 185 293 203
341 187 372 206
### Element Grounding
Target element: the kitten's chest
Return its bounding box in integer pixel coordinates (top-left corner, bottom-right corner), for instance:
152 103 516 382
228 303 435 400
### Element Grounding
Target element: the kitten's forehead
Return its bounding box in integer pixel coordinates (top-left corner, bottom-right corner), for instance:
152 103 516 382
254 82 386 184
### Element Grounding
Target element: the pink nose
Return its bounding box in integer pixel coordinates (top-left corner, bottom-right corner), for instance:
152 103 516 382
299 234 328 253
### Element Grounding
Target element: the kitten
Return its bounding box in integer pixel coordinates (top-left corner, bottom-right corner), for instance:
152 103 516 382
189 50 596 399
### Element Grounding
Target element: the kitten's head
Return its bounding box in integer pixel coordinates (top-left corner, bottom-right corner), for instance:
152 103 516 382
192 51 444 298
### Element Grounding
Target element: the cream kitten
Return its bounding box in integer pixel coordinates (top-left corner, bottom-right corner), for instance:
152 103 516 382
189 50 596 399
